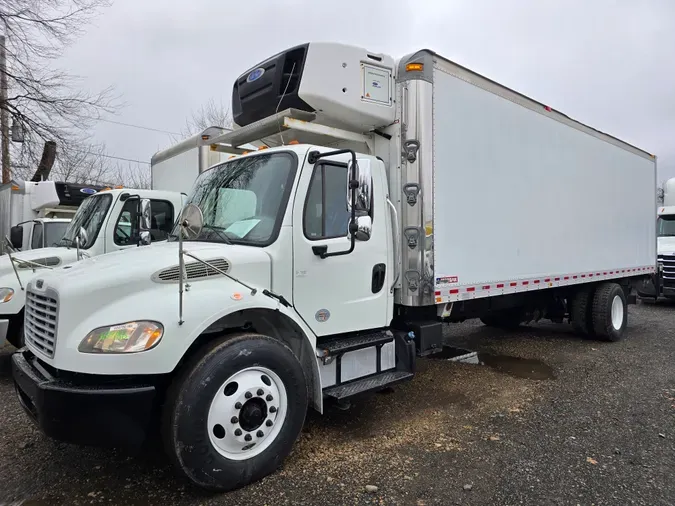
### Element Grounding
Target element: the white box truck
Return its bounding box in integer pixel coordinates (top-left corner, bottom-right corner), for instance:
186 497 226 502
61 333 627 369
0 180 107 255
11 42 656 491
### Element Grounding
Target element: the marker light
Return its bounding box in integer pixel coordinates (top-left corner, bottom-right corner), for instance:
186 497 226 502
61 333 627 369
78 321 163 353
406 63 424 72
0 288 14 303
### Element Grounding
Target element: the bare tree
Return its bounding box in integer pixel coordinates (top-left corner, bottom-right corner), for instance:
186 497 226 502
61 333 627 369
1 0 117 181
182 98 232 137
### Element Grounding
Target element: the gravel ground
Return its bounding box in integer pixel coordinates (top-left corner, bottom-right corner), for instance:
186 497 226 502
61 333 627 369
0 300 674 505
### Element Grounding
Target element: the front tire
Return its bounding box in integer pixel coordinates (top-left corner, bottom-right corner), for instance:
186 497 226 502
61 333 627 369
6 313 25 349
162 333 308 491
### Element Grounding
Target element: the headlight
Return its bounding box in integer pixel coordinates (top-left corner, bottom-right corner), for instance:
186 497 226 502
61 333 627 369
78 321 163 353
0 288 14 303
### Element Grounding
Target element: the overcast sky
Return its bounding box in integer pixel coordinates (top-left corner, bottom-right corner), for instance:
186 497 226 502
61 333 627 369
59 0 675 182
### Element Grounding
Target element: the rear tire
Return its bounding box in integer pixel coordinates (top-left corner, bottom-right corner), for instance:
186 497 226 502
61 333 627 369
591 283 627 342
569 287 594 337
162 333 308 491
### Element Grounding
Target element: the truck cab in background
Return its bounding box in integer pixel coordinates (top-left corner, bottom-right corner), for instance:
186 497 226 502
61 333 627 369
0 180 108 255
638 178 675 299
0 188 183 349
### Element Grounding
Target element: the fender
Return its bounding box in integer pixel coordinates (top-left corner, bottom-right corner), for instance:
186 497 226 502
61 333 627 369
181 296 324 412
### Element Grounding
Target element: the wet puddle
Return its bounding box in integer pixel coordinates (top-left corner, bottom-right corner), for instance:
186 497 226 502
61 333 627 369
430 346 556 380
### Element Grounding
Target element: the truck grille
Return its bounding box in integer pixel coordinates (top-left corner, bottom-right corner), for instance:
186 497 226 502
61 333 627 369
659 255 675 288
24 290 58 358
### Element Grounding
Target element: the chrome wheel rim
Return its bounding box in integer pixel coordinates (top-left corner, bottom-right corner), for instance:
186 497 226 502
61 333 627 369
207 366 287 460
611 294 624 331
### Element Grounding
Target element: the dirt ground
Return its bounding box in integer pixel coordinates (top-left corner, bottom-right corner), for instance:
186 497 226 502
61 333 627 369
0 300 673 505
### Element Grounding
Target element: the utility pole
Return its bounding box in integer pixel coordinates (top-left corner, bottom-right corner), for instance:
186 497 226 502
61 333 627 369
0 34 10 184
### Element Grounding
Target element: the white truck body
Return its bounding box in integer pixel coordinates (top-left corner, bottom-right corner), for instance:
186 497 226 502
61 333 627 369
0 180 107 255
646 178 675 298
11 42 656 491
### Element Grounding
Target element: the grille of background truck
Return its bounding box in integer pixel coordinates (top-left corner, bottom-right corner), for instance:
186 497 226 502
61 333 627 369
24 290 58 358
659 255 675 288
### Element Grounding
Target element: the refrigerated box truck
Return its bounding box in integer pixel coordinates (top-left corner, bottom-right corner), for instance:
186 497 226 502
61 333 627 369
12 42 656 492
0 180 107 255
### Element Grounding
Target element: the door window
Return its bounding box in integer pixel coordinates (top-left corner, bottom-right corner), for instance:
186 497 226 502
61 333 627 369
114 199 174 245
303 163 350 240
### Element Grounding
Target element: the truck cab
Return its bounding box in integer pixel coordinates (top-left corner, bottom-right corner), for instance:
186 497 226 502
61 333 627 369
1 180 109 254
0 188 183 348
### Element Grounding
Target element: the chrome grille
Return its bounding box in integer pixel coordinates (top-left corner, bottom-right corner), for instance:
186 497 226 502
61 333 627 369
24 290 58 357
153 258 230 283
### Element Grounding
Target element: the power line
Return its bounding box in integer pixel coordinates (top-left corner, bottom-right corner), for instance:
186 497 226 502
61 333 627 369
70 149 150 165
93 117 180 136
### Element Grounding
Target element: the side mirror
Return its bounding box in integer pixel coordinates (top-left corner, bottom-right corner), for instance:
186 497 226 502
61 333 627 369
138 198 152 246
76 227 89 248
347 159 373 215
9 225 23 249
347 159 373 241
139 198 152 232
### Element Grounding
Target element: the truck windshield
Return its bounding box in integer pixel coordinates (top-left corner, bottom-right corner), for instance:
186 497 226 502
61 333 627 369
58 193 113 248
32 221 70 248
658 215 675 237
172 152 296 246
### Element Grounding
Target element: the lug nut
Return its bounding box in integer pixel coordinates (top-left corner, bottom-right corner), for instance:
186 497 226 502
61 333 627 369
257 430 264 438
235 429 242 436
269 406 277 413
245 392 252 399
231 416 238 424
245 434 252 442
266 394 273 401
257 389 264 396
235 402 242 409
266 420 273 427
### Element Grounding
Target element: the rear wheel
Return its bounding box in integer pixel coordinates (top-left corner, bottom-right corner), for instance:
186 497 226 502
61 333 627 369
569 287 594 337
591 283 627 342
162 333 308 491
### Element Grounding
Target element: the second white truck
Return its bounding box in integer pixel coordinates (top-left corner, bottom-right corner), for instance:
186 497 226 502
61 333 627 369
11 42 656 492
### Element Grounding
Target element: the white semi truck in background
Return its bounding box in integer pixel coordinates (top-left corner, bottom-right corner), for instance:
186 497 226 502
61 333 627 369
0 180 107 255
11 42 656 492
639 177 675 299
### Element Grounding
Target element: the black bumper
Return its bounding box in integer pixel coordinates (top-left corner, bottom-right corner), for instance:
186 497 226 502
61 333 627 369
12 350 157 447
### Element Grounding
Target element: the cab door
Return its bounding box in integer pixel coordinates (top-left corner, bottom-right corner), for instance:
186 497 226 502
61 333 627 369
292 154 391 337
104 197 175 253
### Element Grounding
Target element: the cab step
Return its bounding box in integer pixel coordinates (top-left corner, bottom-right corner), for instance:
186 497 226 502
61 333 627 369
323 370 414 400
319 330 393 358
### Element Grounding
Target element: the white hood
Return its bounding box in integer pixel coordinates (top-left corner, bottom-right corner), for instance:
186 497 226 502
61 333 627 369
31 241 272 303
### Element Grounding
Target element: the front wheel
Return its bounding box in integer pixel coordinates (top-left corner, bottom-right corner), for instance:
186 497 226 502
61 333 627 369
162 333 308 491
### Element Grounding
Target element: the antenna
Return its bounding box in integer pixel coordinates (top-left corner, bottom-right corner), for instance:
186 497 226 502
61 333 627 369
275 61 296 147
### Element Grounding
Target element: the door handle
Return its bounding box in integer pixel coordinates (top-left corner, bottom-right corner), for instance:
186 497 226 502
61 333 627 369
312 245 328 258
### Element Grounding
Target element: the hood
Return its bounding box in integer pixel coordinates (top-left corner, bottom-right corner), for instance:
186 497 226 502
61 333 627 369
0 246 78 286
657 236 675 256
31 241 272 300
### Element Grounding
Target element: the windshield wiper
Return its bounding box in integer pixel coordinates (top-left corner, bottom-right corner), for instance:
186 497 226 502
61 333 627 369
200 225 233 245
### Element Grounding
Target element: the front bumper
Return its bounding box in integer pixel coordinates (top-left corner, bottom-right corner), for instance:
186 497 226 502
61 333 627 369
12 349 157 447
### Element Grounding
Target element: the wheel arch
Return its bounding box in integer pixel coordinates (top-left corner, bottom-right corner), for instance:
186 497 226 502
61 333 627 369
175 307 323 412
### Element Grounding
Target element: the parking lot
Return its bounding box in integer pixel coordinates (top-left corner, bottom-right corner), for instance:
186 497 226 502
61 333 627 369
0 300 673 506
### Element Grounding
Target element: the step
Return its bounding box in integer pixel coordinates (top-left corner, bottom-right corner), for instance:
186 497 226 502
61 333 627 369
319 330 393 357
323 370 414 400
